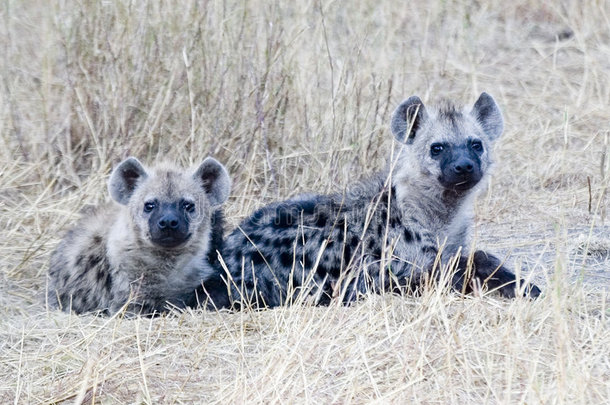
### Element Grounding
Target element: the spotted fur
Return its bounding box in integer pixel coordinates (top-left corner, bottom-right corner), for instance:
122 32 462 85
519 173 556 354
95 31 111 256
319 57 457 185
47 157 231 315
221 93 541 308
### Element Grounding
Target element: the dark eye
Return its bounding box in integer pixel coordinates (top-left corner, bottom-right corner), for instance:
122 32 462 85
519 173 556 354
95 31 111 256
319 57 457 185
471 140 484 152
183 201 195 213
143 201 156 213
430 143 444 156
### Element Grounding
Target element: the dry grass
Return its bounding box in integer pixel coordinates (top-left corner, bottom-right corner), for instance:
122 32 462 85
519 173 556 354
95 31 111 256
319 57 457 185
1 0 609 403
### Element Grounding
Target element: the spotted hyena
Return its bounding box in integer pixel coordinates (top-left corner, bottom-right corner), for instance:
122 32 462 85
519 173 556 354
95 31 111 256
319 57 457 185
47 156 231 315
221 92 541 308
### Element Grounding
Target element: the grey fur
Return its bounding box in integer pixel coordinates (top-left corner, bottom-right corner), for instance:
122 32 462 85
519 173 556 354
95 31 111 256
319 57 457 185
108 157 148 205
48 157 231 315
194 157 231 207
221 93 540 308
390 95 428 144
471 92 504 140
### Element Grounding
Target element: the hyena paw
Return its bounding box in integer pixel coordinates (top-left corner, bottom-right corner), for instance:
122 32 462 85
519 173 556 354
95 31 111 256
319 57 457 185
522 282 541 299
497 281 541 299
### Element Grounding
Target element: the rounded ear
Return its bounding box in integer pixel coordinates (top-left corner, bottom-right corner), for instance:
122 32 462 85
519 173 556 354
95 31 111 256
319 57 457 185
108 157 148 205
193 157 231 207
391 96 428 144
471 92 504 141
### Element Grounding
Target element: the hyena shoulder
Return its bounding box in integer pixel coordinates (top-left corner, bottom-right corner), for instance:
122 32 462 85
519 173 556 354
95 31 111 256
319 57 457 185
48 205 117 314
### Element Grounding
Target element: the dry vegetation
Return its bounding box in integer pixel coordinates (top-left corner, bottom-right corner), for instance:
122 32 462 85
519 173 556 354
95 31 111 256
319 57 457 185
1 0 610 403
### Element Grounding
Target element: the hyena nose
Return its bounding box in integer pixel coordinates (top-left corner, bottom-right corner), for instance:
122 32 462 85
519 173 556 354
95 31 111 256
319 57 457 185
158 214 179 230
453 159 474 174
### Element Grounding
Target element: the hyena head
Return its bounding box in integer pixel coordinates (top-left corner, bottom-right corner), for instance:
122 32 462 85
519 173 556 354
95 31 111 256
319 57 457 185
108 157 231 250
390 92 504 194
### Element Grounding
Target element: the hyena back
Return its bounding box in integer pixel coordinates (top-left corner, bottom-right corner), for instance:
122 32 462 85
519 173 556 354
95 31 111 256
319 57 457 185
222 92 541 308
47 156 231 315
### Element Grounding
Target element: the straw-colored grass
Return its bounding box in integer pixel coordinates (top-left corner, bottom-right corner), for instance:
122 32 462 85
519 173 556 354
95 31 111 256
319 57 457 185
1 0 609 403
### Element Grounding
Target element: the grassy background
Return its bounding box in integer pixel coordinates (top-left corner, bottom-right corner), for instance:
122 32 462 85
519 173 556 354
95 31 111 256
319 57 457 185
1 0 609 403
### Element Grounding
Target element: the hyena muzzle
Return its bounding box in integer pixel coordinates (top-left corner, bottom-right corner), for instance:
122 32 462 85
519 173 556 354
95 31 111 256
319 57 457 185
47 156 231 315
220 92 541 309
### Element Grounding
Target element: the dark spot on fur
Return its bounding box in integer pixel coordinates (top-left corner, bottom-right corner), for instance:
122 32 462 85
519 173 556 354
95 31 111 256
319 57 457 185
350 235 360 249
74 255 85 267
377 203 388 217
403 229 413 243
303 253 315 269
105 273 113 290
315 264 328 277
280 251 293 267
295 233 309 247
377 223 384 236
343 244 353 265
314 212 328 227
422 246 437 255
251 251 265 265
245 231 262 244
367 239 376 250
92 235 102 245
87 255 102 269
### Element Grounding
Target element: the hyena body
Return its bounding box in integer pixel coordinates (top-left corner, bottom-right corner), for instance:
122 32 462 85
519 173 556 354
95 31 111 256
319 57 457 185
222 93 540 308
48 157 231 315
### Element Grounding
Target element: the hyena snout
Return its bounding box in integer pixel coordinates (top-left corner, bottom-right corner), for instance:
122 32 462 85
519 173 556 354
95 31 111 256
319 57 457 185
451 157 474 174
440 150 482 191
157 213 179 230
149 204 192 248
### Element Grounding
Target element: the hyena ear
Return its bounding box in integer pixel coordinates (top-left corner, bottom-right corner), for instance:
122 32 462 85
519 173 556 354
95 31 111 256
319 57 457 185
391 96 429 144
471 92 504 141
108 157 149 205
193 157 231 207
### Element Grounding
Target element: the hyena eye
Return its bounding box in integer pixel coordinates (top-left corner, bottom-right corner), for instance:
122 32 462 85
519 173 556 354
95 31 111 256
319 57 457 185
143 201 156 213
182 201 195 213
471 140 484 152
430 143 444 156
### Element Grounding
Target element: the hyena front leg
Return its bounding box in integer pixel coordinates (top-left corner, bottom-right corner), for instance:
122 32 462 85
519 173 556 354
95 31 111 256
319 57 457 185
453 251 541 298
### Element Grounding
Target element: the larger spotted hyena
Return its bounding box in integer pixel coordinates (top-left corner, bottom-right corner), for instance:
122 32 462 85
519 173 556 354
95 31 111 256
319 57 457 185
221 93 541 308
47 156 231 315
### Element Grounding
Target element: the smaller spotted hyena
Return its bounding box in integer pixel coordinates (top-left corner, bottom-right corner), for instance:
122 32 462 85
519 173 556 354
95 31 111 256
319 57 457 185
47 156 231 315
221 92 541 308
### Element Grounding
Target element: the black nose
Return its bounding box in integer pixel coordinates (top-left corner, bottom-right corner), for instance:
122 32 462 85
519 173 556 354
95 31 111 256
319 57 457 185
158 214 179 230
452 158 474 174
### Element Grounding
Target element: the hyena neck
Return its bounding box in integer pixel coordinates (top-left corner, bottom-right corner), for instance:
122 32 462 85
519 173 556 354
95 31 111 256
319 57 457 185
391 175 476 236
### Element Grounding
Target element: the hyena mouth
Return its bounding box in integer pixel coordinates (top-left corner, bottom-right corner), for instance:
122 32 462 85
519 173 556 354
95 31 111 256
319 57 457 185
152 233 192 249
453 180 477 190
440 176 482 192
